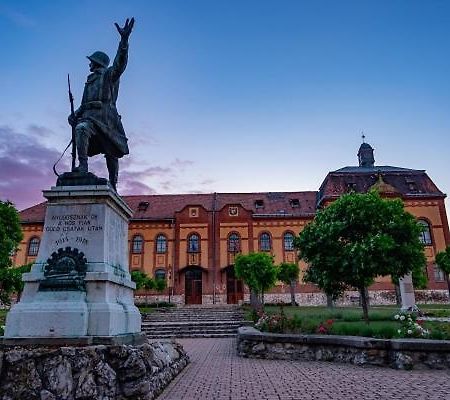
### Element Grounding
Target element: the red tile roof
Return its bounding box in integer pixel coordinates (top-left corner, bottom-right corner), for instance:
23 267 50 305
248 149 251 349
20 191 318 223
318 166 445 206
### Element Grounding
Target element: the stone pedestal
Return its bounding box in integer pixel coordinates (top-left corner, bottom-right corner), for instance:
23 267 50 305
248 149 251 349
399 273 416 311
5 184 142 341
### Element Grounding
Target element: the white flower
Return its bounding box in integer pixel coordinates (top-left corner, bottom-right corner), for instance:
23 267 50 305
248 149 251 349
397 329 402 334
407 329 412 335
400 315 405 321
394 314 400 320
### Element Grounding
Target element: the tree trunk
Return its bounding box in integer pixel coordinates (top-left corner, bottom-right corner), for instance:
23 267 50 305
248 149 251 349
364 287 370 307
326 294 334 309
447 273 450 303
359 286 369 324
290 281 296 306
250 290 262 311
394 284 401 306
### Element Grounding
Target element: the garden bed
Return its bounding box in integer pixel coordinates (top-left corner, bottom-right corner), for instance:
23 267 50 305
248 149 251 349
244 305 450 340
237 326 450 370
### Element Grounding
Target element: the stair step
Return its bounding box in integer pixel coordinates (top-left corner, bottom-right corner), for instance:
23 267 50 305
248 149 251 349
145 333 236 338
141 305 246 338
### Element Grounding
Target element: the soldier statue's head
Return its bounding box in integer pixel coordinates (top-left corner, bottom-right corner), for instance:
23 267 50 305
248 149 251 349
87 51 110 71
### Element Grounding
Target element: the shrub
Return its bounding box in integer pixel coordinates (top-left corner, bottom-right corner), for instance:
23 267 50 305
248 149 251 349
316 319 334 334
393 312 429 338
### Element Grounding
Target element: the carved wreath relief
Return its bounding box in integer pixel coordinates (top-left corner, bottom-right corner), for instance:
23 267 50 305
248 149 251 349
39 247 88 291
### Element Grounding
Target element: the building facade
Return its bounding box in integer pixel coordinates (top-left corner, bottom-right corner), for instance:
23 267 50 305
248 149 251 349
14 143 450 305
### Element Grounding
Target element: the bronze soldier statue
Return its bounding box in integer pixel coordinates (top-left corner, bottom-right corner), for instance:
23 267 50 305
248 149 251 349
68 18 135 190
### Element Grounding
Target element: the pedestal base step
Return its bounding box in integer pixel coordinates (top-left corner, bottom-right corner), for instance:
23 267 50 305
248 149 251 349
1 332 146 346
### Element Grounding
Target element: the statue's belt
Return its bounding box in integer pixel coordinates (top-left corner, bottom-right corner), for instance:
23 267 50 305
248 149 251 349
81 101 103 111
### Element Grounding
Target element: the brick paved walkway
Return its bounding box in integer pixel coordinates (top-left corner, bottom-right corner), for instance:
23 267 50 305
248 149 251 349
157 338 450 400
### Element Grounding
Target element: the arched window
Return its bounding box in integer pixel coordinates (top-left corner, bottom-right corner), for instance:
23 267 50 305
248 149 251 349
131 235 144 254
155 234 167 253
155 269 166 281
418 220 432 245
259 232 271 252
188 233 200 253
228 233 241 253
28 237 40 256
283 232 295 251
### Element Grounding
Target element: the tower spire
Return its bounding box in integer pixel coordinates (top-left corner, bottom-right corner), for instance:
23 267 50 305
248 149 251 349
357 134 375 168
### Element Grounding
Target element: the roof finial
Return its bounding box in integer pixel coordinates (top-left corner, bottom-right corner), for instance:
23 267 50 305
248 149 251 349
361 130 365 143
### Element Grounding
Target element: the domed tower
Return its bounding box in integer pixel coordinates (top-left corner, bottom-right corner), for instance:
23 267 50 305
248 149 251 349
357 140 375 168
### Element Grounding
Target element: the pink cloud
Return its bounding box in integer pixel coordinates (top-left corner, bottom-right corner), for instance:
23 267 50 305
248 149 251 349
119 180 156 195
0 125 213 209
171 158 194 169
0 125 66 210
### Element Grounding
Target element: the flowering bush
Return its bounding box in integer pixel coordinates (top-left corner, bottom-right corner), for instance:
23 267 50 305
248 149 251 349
394 311 429 338
316 319 334 334
255 311 287 333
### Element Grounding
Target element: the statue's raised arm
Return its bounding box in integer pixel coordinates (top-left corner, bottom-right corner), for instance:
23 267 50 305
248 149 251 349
111 18 135 82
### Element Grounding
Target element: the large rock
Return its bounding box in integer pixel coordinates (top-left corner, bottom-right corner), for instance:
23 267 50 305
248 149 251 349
0 341 189 400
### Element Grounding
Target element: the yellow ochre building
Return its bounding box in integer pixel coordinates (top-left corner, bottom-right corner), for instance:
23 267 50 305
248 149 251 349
14 142 450 305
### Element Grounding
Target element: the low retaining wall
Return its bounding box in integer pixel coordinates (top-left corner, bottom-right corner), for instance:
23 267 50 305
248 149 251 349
237 326 450 370
0 340 189 400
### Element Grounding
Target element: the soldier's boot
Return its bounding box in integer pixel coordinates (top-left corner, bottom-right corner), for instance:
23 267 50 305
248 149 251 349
77 157 88 173
106 156 119 191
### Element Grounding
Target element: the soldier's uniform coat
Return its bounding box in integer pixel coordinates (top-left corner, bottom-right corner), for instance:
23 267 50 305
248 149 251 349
75 41 129 159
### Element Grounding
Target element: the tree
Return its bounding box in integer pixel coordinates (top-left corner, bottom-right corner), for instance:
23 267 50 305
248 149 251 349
0 201 24 304
154 278 167 294
130 270 149 290
234 252 278 310
277 262 299 306
295 191 426 323
436 246 450 301
153 278 167 307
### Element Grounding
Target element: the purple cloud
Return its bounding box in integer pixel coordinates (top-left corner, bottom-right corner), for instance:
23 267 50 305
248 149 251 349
119 180 156 195
0 125 213 209
27 124 54 137
171 158 194 169
200 179 215 186
0 125 69 210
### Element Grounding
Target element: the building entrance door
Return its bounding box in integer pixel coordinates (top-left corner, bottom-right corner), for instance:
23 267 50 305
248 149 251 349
185 268 202 304
226 267 243 304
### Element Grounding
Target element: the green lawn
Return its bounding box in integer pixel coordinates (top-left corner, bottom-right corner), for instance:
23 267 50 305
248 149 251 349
244 304 450 339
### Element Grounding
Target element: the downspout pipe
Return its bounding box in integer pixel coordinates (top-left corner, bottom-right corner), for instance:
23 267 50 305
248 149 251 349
212 192 217 304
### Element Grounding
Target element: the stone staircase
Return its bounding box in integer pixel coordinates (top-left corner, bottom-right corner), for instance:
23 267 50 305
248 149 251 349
141 305 248 339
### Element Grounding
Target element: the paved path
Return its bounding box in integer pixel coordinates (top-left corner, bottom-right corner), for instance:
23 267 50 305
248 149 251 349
157 338 450 400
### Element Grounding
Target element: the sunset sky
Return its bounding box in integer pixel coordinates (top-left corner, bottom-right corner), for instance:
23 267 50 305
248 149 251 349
1 0 449 211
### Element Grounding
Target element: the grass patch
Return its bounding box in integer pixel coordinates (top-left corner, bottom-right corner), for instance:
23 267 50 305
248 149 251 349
244 304 450 339
331 321 397 338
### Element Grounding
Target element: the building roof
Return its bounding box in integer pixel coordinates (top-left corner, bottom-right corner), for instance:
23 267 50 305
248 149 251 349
20 191 318 223
318 165 445 206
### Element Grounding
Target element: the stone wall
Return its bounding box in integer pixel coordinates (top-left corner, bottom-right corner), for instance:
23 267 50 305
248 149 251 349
245 290 449 306
135 289 449 306
237 326 450 370
134 295 185 305
0 341 189 400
